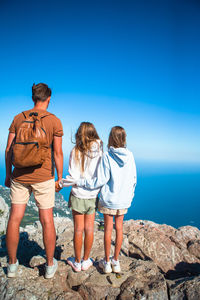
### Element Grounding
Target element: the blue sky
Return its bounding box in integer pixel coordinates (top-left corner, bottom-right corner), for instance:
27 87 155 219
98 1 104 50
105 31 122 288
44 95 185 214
0 0 200 165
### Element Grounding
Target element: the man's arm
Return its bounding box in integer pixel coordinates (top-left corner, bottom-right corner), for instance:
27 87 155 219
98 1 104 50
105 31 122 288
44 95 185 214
5 133 15 187
53 136 63 191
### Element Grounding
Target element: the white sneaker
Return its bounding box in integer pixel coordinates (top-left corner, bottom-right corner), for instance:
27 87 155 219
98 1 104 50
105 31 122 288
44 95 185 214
111 257 121 273
7 259 19 278
45 258 58 279
99 259 112 273
67 257 81 272
81 258 93 271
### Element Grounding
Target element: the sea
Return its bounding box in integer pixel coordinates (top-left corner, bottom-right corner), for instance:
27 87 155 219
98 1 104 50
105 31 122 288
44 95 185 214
0 161 200 229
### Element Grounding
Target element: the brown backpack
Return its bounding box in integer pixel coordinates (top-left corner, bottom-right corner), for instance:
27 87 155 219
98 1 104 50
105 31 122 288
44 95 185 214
12 111 51 168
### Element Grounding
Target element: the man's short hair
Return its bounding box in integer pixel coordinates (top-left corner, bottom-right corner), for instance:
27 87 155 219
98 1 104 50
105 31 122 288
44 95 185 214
32 83 52 103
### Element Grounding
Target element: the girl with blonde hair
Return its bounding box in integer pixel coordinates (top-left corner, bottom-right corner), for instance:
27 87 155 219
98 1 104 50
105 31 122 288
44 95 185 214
59 122 102 272
76 126 137 273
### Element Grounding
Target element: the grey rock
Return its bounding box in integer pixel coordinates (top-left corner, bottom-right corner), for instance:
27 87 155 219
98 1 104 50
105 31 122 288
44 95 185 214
29 255 46 267
168 276 200 300
123 220 200 273
0 203 200 299
187 240 200 259
0 196 9 235
119 260 168 300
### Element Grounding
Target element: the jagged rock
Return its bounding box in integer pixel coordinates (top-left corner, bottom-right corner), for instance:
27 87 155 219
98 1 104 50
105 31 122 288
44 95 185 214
119 260 168 300
0 196 9 235
187 240 200 259
0 194 200 299
29 255 46 267
168 276 200 300
123 220 200 273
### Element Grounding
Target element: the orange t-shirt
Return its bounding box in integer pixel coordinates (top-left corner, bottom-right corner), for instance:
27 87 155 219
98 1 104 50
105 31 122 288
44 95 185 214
9 108 64 184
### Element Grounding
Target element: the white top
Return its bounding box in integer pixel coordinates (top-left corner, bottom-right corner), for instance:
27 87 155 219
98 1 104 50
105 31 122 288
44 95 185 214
60 139 103 199
77 147 137 209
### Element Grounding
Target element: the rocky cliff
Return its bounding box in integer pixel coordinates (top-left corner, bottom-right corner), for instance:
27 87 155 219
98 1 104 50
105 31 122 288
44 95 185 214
0 195 200 299
0 196 9 235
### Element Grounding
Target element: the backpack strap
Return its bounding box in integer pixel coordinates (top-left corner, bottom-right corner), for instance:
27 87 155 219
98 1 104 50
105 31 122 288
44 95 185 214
22 110 53 119
40 112 53 119
22 111 27 119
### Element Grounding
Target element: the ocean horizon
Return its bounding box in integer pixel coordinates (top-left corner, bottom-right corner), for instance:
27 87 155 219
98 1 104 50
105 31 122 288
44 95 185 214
0 161 200 229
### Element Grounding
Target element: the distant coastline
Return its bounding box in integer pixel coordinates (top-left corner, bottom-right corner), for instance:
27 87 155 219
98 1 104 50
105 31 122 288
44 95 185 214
0 160 200 229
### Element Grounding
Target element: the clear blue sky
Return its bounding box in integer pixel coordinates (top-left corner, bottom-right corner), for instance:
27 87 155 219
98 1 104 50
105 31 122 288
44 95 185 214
0 0 200 165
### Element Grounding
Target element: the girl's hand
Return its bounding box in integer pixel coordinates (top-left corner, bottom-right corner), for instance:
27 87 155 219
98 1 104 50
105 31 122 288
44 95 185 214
61 175 77 187
55 180 62 192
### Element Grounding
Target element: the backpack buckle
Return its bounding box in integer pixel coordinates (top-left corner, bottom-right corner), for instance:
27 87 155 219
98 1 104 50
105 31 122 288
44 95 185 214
29 112 38 117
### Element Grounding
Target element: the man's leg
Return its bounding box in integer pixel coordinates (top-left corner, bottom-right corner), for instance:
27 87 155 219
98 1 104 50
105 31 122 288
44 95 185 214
83 212 95 261
104 214 113 262
32 179 56 266
39 208 56 266
6 204 26 264
114 214 124 261
72 210 84 263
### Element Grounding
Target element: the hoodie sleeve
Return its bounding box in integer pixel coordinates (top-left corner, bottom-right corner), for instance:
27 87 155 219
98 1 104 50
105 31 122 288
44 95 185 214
59 149 81 188
77 154 110 189
68 149 81 180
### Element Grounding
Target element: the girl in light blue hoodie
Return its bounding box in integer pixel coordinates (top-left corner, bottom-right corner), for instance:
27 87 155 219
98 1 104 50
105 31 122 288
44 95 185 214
77 126 137 274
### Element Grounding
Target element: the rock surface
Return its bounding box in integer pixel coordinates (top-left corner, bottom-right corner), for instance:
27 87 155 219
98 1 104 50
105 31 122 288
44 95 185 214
0 196 9 235
0 197 200 299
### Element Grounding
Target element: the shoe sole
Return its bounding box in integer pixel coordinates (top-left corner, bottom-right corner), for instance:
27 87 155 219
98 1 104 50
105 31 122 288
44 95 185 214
7 272 16 278
103 269 112 273
112 266 121 273
67 260 81 272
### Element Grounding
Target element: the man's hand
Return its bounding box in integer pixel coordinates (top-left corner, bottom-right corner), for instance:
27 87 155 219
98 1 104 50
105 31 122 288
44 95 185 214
55 180 62 193
5 176 11 188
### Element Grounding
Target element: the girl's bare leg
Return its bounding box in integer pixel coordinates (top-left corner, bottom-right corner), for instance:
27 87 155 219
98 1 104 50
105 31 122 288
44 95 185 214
114 214 124 261
72 210 84 263
83 212 95 260
104 214 113 262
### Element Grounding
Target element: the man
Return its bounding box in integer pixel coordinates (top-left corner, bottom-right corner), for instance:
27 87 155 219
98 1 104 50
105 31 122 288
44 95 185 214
5 83 63 279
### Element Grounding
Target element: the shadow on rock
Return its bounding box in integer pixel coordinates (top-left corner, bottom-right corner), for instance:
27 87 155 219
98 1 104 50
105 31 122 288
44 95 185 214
0 234 7 258
0 232 62 268
165 261 200 280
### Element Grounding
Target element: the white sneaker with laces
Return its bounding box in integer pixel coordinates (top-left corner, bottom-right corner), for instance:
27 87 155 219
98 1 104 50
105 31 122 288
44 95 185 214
81 258 93 271
99 259 112 273
45 258 58 279
111 257 121 273
7 259 19 278
67 257 81 272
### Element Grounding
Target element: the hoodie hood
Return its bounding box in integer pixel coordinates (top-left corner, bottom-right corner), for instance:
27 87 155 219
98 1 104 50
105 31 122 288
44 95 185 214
109 147 130 167
86 139 103 159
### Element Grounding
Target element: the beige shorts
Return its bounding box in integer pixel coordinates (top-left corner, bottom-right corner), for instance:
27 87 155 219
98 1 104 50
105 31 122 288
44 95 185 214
98 203 128 216
10 179 55 209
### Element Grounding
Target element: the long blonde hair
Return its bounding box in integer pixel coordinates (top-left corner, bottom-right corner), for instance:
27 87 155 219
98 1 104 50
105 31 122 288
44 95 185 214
74 122 100 173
